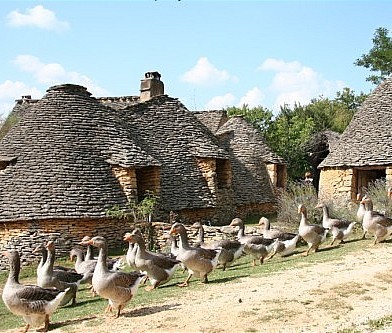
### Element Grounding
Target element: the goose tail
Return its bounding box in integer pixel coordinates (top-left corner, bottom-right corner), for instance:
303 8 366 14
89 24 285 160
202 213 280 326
47 287 70 314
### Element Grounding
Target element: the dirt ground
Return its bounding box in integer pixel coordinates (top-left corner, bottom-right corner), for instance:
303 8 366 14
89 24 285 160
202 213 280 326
5 243 392 333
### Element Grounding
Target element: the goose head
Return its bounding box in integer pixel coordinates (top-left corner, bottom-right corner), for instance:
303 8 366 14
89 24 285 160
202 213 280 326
258 217 269 227
298 204 307 215
229 218 244 228
169 222 186 236
80 236 106 249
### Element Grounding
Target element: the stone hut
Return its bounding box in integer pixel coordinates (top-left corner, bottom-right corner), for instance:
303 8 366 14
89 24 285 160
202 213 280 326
304 130 340 190
318 77 392 206
194 113 287 194
0 72 283 268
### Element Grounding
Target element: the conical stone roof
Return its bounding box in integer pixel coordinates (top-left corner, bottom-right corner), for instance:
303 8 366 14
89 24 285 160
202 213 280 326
319 77 392 168
0 84 158 222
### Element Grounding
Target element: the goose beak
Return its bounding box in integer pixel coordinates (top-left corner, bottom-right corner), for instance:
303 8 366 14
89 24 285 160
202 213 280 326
79 239 93 246
123 233 132 241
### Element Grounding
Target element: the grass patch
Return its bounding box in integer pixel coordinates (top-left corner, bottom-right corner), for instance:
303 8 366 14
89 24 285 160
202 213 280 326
332 282 368 297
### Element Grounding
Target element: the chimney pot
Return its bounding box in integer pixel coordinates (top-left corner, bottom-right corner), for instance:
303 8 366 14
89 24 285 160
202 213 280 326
140 71 164 102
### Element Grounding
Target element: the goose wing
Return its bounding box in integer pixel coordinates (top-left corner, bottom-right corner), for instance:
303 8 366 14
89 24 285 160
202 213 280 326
109 271 145 288
15 284 61 302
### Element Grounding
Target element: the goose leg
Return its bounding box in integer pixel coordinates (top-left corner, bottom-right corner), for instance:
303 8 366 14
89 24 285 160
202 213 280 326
22 324 30 333
178 273 192 287
37 314 50 332
362 231 367 239
145 281 160 291
113 305 123 318
201 274 208 284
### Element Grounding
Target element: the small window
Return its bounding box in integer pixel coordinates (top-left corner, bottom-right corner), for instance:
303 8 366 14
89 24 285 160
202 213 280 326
216 158 231 189
0 156 17 172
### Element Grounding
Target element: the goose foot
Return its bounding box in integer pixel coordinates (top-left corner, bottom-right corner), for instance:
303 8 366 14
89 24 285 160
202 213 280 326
145 285 156 292
114 305 122 318
105 304 112 313
177 281 189 287
36 315 50 332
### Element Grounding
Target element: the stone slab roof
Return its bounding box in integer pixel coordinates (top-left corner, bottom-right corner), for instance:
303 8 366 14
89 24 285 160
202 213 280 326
118 96 230 211
319 77 392 168
0 84 158 222
193 110 228 134
216 115 286 165
214 116 279 205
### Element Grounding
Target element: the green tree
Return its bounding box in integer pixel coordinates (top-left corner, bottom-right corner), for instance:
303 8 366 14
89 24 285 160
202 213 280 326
354 27 392 85
225 104 274 135
265 104 315 180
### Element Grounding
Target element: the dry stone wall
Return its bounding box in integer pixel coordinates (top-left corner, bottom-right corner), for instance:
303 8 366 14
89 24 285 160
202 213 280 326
0 219 262 270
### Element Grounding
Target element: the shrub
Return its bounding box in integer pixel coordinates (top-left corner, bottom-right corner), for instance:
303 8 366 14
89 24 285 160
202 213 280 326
277 181 319 227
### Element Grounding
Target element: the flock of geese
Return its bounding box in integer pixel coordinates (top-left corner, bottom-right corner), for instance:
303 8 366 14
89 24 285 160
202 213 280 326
2 194 392 332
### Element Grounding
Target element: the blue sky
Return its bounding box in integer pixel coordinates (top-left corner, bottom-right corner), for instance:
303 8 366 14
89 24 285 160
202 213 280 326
1 1 391 118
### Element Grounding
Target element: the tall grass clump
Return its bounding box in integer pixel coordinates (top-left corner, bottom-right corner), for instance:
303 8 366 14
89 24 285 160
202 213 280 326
364 178 392 216
277 181 319 228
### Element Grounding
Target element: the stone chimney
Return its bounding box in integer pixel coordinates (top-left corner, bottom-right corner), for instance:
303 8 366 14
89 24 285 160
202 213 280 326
140 71 164 102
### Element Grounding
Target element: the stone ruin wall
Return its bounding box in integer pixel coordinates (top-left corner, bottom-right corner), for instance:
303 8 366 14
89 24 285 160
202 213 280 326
111 166 138 201
318 167 355 207
0 218 264 271
319 166 392 208
0 218 132 270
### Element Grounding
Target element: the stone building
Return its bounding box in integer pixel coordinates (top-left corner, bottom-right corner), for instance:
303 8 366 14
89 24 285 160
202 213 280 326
318 77 392 206
0 72 284 268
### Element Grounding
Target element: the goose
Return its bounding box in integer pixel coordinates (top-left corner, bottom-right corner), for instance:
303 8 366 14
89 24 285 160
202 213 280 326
123 229 142 270
169 222 221 287
79 236 121 270
79 236 146 318
192 221 245 271
32 243 74 277
229 218 275 246
243 241 276 266
36 241 82 306
361 196 392 244
258 217 297 241
329 222 357 246
69 247 97 287
2 250 69 333
298 204 328 256
315 203 352 230
356 193 367 224
315 203 356 245
81 235 95 261
267 234 301 260
124 230 181 291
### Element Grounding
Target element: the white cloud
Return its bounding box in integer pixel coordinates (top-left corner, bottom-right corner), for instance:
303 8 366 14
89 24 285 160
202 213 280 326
259 58 345 110
181 57 237 85
0 80 42 118
237 87 264 108
6 5 69 32
13 55 108 96
205 93 236 110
